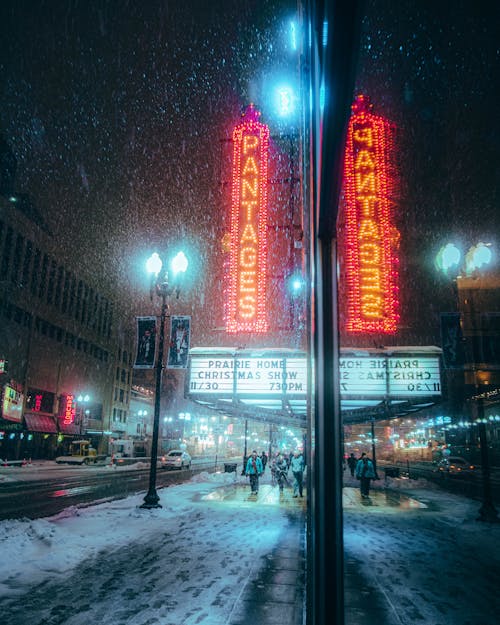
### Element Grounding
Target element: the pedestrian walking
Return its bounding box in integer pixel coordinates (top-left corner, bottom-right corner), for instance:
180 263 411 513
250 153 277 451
347 453 357 477
260 451 268 472
271 452 288 492
355 452 376 498
290 449 305 497
245 450 263 495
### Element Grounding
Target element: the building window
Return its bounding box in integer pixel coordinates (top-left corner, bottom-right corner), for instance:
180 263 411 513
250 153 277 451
11 233 24 285
47 259 56 304
38 253 49 300
22 240 33 289
1 226 13 280
69 276 76 316
75 280 83 321
55 265 64 308
31 248 41 296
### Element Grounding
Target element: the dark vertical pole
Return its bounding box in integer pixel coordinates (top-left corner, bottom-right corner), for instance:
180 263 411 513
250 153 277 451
465 288 498 523
305 3 364 624
141 294 167 509
242 418 248 474
314 239 344 625
476 400 498 522
371 416 379 479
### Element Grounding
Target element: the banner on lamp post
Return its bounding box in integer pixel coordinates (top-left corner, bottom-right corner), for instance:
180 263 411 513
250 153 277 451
167 316 191 369
134 316 157 369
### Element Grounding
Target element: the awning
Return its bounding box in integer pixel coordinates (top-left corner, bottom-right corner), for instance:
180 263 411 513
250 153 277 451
58 420 82 435
24 413 58 433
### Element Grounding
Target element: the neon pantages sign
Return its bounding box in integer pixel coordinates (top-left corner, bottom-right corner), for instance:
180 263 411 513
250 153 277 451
343 94 399 334
226 104 269 333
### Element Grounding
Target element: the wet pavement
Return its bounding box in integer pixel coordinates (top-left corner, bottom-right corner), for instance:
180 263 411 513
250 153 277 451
193 474 430 625
196 478 306 625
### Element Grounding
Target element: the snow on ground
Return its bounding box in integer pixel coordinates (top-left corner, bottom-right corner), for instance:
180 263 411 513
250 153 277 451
0 471 298 625
1 466 500 625
343 475 500 625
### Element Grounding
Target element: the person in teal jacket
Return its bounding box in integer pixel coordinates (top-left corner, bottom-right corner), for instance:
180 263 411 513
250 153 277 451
245 450 263 495
355 453 376 498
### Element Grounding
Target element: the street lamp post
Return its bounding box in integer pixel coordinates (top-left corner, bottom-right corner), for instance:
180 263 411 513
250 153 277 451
141 251 188 510
436 241 498 523
76 393 90 436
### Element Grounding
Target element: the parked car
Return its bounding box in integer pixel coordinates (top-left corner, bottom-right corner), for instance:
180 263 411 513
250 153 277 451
437 456 476 475
160 450 192 470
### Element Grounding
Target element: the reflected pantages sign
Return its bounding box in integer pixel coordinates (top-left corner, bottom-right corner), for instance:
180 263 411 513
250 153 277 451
341 94 400 334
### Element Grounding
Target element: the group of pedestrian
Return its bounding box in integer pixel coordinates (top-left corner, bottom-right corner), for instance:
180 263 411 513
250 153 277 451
347 452 377 498
245 449 305 498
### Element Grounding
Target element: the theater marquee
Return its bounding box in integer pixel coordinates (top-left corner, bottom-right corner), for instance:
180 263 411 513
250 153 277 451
188 348 441 403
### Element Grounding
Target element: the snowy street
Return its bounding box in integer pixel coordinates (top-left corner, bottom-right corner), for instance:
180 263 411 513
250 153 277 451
1 469 499 625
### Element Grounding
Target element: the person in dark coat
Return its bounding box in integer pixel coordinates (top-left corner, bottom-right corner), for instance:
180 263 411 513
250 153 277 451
347 453 357 477
272 452 289 492
260 451 268 472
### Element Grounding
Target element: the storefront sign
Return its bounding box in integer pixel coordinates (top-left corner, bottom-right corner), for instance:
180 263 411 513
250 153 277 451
26 388 55 413
1 384 23 423
58 393 76 425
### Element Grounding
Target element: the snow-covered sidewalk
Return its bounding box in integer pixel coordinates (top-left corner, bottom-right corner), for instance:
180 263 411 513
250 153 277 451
343 475 500 625
0 470 305 625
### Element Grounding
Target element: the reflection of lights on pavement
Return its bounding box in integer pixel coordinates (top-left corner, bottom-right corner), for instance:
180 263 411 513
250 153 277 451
50 486 93 498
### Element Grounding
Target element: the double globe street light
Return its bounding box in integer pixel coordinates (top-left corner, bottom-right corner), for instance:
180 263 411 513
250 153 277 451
436 241 498 523
141 251 188 509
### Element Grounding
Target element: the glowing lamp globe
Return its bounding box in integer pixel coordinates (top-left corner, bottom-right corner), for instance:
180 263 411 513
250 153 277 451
171 251 188 275
466 242 492 274
436 243 461 274
146 252 162 275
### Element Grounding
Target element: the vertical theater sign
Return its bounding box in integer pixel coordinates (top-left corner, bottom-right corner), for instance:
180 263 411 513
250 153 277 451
226 104 269 333
342 94 400 334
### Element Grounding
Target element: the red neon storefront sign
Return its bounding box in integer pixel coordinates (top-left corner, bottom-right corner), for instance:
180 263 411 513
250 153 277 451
63 394 76 425
226 104 269 333
342 95 399 334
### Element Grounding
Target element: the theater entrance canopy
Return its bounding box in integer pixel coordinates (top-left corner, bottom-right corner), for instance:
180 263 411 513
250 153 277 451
186 346 442 427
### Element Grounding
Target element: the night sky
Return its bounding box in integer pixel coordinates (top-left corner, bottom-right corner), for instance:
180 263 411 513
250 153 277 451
1 0 498 345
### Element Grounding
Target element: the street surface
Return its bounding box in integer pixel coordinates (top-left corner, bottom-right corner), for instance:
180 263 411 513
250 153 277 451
1 470 499 625
0 457 233 520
